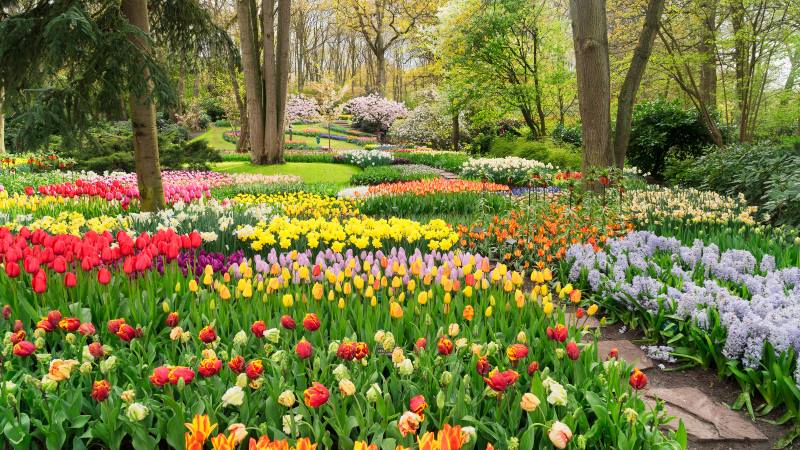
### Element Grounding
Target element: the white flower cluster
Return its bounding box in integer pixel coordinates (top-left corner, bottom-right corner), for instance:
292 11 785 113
338 150 394 168
461 157 554 186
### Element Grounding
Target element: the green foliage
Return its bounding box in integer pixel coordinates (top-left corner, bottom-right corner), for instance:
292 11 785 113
284 152 335 163
349 166 435 186
392 152 469 173
489 137 581 169
211 182 339 199
671 141 800 226
551 122 582 147
627 99 714 179
358 191 514 217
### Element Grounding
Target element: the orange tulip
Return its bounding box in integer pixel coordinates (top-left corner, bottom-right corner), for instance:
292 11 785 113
185 414 217 444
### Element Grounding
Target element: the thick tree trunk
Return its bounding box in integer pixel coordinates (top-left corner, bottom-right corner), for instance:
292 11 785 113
121 0 165 211
612 0 664 169
375 51 386 95
0 86 5 154
569 0 614 189
237 0 265 160
260 0 290 164
731 3 749 142
228 60 250 153
699 0 717 107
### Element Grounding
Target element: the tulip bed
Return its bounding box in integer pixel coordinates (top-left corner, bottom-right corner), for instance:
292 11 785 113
4 164 799 449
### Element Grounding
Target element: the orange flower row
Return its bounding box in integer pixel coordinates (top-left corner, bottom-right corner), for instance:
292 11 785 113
366 179 510 196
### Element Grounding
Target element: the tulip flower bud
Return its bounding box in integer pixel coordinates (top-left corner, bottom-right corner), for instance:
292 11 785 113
271 350 286 364
382 333 395 351
169 327 183 341
121 389 136 403
624 407 638 423
34 328 46 339
338 379 356 396
264 328 280 343
162 301 170 313
436 390 445 410
278 389 296 407
366 384 381 403
100 355 117 374
439 370 452 386
41 376 58 392
398 358 414 376
486 342 498 355
79 362 92 375
448 323 460 337
516 331 527 343
233 330 248 346
236 373 248 388
554 348 565 359
462 427 476 443
34 337 45 349
126 403 149 422
373 330 385 343
576 435 587 450
328 341 340 355
65 333 76 345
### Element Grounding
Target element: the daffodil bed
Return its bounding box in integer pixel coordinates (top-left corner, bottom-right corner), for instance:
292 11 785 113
0 167 797 449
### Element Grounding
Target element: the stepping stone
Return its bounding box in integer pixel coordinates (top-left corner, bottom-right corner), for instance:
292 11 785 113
644 387 767 442
596 340 653 370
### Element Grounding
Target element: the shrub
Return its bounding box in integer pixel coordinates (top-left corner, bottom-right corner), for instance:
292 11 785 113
551 122 582 147
627 99 715 179
215 119 232 127
286 94 322 123
673 141 800 226
349 166 435 185
342 94 407 134
200 97 227 122
489 137 581 170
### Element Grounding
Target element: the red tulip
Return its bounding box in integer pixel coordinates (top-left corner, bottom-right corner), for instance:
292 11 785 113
64 272 77 288
9 329 25 344
566 341 580 360
354 342 369 360
58 317 81 332
78 322 96 336
303 382 329 408
91 380 111 402
13 340 36 357
608 348 619 360
476 356 491 375
88 342 105 359
47 310 62 326
198 358 223 377
415 338 427 351
198 326 217 343
527 361 540 375
167 366 195 385
2 304 11 319
483 369 519 392
5 261 20 278
280 315 296 330
107 318 125 334
32 269 47 293
228 355 245 373
410 395 428 420
437 337 453 355
302 313 320 331
629 368 648 390
245 360 263 379
337 342 356 360
547 324 568 342
506 344 529 362
166 312 179 327
116 324 138 342
251 320 266 337
36 318 55 332
295 339 313 360
97 268 111 285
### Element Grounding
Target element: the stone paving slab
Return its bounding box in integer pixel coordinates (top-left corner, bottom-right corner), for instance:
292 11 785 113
565 311 600 329
644 387 767 442
596 340 654 370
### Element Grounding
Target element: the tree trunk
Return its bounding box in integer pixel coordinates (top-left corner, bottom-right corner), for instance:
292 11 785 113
228 60 250 153
520 106 539 137
569 0 614 188
237 0 265 160
612 0 664 169
121 0 165 211
532 29 547 137
375 50 386 95
452 111 459 151
175 65 185 120
699 0 717 107
731 2 749 142
0 86 5 154
261 0 290 164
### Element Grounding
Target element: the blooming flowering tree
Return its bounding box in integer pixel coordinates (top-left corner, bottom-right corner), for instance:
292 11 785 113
285 94 322 124
342 94 408 134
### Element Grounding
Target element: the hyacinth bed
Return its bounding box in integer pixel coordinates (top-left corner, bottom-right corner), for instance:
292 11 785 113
0 162 798 449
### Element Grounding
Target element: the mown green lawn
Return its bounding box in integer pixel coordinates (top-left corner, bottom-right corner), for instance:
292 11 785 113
193 125 365 151
212 161 361 185
191 126 237 152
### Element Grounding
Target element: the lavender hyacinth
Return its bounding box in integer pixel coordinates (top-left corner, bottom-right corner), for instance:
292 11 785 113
566 231 800 385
